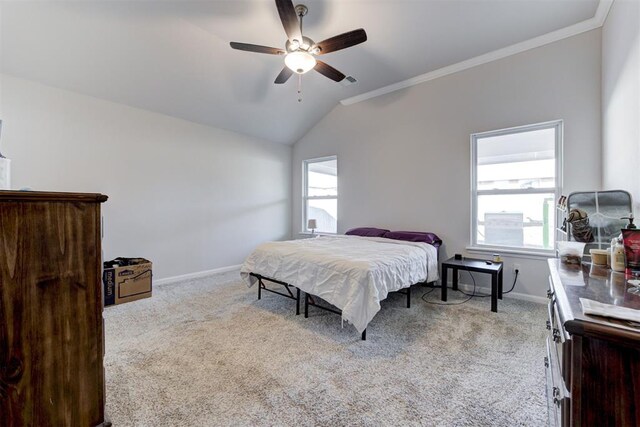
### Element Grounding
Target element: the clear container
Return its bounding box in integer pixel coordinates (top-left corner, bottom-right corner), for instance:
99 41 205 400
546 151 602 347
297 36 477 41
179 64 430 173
558 241 586 265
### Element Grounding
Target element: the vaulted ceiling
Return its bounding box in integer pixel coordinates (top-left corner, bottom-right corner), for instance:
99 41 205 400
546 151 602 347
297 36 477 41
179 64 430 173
1 0 600 144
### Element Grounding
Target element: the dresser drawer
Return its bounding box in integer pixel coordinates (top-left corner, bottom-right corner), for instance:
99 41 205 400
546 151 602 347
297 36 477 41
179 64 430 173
545 338 560 427
546 276 570 426
547 276 569 344
546 337 569 399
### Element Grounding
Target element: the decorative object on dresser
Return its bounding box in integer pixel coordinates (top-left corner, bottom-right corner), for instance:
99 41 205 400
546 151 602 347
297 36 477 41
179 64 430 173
546 259 640 426
0 190 111 427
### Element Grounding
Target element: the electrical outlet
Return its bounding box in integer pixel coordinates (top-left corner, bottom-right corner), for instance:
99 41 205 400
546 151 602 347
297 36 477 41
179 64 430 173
513 263 521 274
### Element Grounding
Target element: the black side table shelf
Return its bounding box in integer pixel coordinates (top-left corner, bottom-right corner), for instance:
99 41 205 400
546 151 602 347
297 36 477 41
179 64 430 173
441 257 504 312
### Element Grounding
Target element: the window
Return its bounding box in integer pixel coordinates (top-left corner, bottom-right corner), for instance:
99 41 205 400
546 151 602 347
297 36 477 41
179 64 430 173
303 156 337 234
471 121 562 253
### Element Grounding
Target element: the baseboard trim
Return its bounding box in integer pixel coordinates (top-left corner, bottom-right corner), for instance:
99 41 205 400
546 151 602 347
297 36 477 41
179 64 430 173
447 282 547 305
154 265 242 287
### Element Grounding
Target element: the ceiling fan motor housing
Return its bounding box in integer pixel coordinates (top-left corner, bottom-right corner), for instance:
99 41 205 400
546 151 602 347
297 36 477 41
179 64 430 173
286 36 315 53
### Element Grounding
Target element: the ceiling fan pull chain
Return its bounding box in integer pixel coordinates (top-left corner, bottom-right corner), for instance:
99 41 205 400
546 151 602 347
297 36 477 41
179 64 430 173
297 73 303 103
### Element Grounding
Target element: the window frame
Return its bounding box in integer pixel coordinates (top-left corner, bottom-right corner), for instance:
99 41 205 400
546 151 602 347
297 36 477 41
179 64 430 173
470 120 563 255
302 155 338 234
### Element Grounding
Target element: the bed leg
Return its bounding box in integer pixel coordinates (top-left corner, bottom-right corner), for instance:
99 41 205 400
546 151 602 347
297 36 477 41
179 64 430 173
296 288 301 315
258 279 262 300
361 329 367 341
407 285 411 308
304 293 309 318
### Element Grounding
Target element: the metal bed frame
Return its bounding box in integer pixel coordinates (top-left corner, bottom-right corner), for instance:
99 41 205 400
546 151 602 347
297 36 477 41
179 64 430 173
251 273 302 315
304 284 417 340
250 271 425 340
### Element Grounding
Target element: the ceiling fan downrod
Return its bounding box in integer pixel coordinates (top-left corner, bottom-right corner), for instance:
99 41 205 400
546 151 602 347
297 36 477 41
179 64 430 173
295 4 308 36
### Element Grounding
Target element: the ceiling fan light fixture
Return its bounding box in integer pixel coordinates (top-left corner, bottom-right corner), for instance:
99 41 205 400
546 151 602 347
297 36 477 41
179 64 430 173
285 51 316 74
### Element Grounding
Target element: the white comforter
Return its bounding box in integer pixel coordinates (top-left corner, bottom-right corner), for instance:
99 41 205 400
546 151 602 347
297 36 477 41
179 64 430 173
240 235 438 333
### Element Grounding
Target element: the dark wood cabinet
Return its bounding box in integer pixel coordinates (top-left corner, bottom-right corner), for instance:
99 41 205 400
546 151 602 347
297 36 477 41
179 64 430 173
0 191 109 426
546 259 640 426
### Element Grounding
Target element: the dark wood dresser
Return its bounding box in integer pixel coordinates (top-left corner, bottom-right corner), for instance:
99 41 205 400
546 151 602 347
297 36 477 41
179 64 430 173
546 259 640 426
0 191 110 426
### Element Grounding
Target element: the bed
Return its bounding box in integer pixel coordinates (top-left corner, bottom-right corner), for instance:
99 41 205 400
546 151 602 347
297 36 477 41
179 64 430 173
240 229 441 339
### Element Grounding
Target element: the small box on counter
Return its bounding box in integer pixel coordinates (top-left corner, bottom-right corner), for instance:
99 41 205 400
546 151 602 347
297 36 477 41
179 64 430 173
103 257 152 306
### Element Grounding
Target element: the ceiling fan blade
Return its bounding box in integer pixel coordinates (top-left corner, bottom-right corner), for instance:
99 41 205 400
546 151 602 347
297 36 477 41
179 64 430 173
275 0 303 43
230 42 285 55
316 29 367 55
274 67 294 84
314 60 346 82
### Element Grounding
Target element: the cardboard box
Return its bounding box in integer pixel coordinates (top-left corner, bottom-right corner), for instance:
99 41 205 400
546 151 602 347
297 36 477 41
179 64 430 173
103 259 152 306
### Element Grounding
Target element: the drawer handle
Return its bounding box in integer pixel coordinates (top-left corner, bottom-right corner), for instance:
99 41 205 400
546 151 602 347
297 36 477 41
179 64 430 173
553 391 565 407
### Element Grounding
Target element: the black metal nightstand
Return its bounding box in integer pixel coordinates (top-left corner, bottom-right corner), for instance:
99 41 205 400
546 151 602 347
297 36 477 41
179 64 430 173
441 257 504 312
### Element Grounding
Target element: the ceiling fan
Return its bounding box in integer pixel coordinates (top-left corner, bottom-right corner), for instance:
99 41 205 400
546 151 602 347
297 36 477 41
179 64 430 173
230 0 367 85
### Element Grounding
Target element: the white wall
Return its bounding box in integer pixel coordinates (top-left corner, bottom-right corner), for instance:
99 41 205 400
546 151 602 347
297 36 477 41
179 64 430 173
602 0 640 209
292 30 602 300
0 74 291 279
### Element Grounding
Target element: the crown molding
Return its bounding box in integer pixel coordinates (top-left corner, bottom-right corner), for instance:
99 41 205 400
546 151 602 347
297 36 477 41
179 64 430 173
594 0 614 25
340 0 614 107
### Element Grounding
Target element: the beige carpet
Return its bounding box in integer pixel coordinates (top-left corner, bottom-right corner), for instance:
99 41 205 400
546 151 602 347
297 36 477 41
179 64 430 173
104 270 548 426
